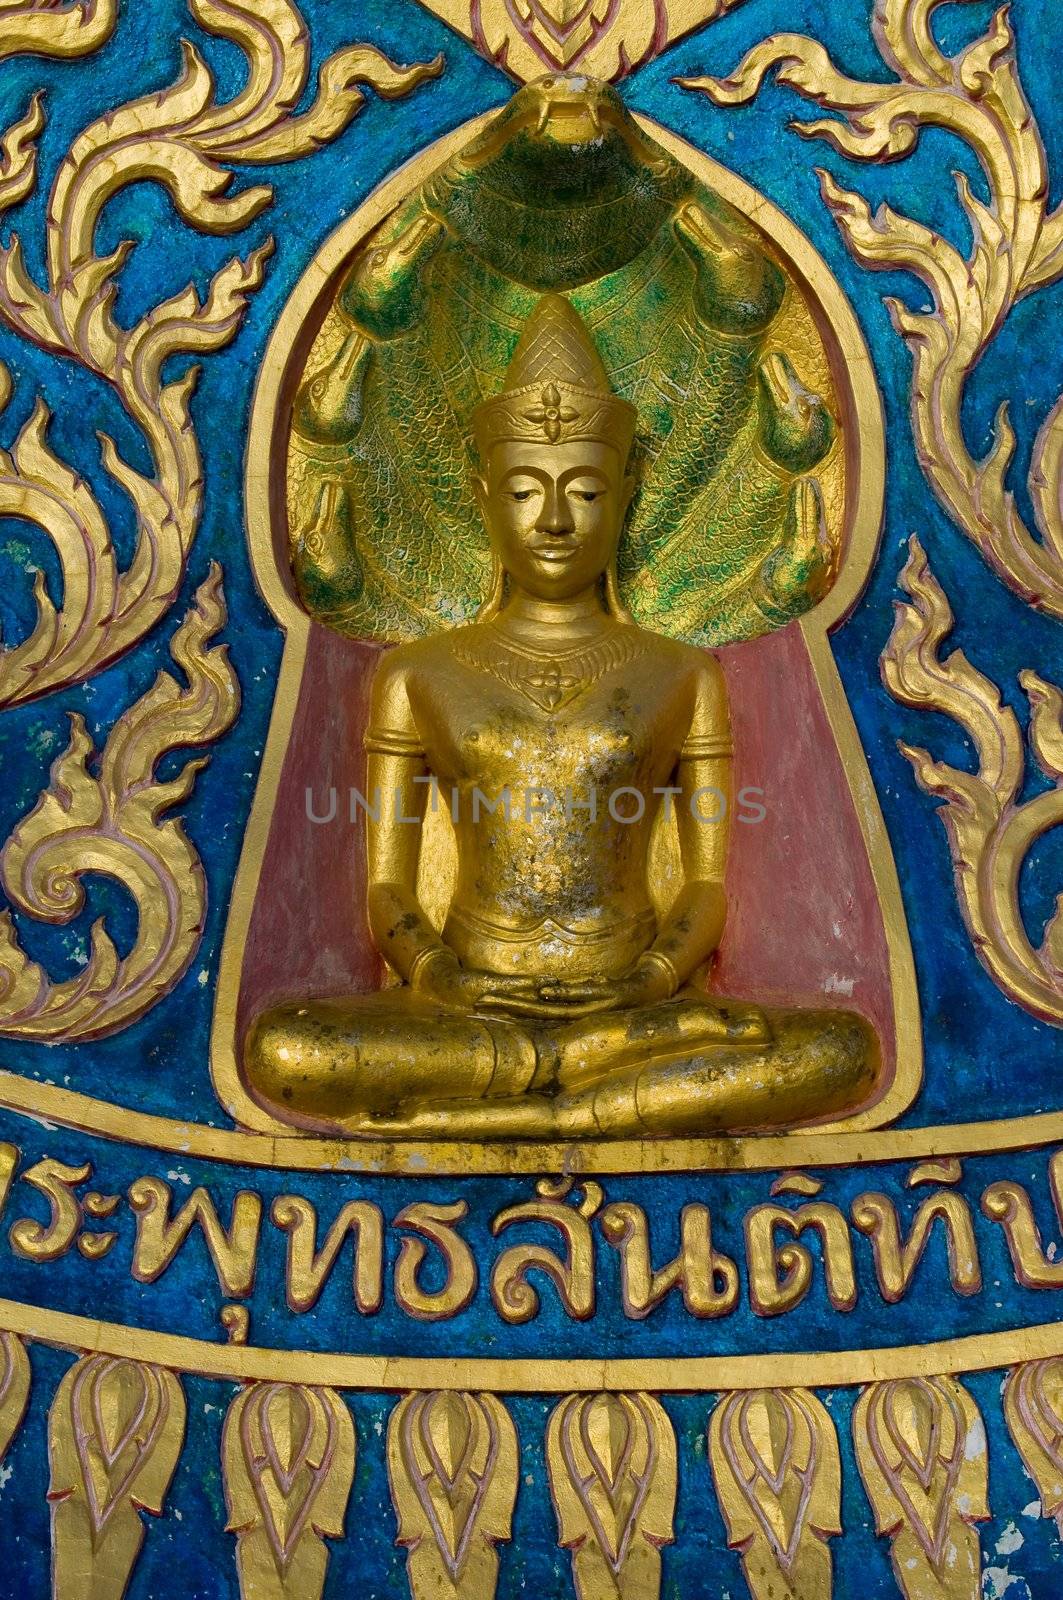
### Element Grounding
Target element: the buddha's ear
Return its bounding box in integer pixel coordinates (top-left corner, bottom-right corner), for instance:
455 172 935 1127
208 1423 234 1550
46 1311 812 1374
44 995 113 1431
621 471 636 517
472 473 488 513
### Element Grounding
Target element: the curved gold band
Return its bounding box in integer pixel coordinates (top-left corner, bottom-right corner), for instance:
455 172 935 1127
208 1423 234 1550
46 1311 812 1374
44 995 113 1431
1 1067 1062 1173
2 1293 1060 1392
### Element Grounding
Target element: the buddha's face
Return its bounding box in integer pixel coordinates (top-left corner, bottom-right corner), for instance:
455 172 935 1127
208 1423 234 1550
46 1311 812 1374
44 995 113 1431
476 439 633 602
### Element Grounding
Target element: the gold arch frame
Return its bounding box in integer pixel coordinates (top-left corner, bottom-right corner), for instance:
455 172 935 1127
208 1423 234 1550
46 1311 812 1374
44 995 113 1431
0 111 950 1175
205 108 920 1158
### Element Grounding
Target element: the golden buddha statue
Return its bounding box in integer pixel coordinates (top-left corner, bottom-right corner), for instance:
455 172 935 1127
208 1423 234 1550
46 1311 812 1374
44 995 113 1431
246 295 878 1138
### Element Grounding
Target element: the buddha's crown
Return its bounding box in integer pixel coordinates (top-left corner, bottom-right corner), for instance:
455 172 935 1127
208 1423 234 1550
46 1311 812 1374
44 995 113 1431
472 294 637 458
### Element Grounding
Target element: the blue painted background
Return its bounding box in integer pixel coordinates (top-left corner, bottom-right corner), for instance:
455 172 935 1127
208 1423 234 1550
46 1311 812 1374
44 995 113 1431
0 0 1058 1129
0 0 1059 1593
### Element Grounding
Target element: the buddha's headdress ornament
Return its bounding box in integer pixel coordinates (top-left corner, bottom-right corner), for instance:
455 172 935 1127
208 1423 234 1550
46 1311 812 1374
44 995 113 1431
473 293 637 462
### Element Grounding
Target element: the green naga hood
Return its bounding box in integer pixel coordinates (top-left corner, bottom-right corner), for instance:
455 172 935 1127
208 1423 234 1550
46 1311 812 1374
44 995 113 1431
287 76 838 645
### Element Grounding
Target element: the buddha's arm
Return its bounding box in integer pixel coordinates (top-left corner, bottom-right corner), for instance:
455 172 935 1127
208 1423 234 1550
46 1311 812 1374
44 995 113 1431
364 744 443 983
363 654 538 1005
363 650 456 984
641 655 732 991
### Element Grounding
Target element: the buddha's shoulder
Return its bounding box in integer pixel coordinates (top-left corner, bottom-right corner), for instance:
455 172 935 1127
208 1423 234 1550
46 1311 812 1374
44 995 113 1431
631 626 723 682
372 629 464 682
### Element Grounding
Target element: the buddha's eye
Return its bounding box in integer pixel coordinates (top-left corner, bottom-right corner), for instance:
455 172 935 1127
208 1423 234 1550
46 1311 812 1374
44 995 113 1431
575 490 601 502
508 488 536 502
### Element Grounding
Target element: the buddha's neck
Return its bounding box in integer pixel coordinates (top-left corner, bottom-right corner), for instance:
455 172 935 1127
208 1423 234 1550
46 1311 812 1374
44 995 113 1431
496 585 613 642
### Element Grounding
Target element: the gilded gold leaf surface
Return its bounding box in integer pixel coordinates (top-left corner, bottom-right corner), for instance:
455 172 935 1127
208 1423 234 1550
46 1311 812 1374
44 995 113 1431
547 1390 676 1600
0 0 116 62
388 1389 518 1598
0 1330 30 1465
410 0 748 84
681 0 1063 616
0 568 239 1040
853 1375 988 1600
1003 1359 1063 1536
708 1386 842 1600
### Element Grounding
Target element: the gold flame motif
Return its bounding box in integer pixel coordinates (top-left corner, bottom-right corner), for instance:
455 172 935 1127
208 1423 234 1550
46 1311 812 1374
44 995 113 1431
48 1355 186 1600
881 536 1063 1025
223 1382 355 1600
708 1386 841 1600
0 568 240 1039
0 0 440 707
0 0 116 67
681 0 1063 617
388 1389 518 1598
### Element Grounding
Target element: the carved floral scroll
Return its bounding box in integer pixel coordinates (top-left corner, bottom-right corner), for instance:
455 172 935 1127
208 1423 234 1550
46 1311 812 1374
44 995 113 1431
881 536 1063 1025
0 567 239 1039
0 0 116 67
0 0 441 708
681 0 1063 617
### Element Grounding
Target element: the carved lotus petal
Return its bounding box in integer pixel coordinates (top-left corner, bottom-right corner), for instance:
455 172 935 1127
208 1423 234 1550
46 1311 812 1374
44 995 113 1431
0 1335 29 1465
584 1393 636 1506
72 1356 164 1533
564 1393 653 1571
92 1361 150 1472
1004 1359 1063 1531
246 1384 335 1570
403 1391 499 1580
423 1389 476 1492
881 1380 945 1494
742 1390 797 1497
866 1379 962 1569
519 0 611 38
1020 1359 1063 1467
717 1389 819 1573
261 1385 316 1499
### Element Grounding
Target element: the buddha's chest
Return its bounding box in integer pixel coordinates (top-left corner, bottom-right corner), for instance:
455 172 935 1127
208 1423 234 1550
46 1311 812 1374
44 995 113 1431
416 668 686 791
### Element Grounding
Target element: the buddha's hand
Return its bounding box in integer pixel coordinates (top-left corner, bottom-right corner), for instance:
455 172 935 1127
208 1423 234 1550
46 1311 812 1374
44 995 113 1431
410 947 541 1010
520 952 679 1018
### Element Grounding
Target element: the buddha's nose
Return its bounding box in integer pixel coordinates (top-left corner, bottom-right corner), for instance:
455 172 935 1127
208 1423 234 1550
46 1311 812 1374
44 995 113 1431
538 484 573 534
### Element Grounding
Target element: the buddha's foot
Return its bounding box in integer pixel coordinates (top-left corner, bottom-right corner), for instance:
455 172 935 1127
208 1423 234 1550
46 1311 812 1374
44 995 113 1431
340 1007 879 1140
566 1007 880 1137
350 1093 566 1141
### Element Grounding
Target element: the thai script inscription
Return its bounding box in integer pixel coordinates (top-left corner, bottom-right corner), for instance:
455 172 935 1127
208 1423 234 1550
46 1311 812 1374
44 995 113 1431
1 1149 1062 1340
